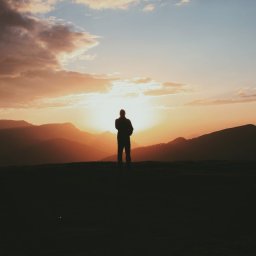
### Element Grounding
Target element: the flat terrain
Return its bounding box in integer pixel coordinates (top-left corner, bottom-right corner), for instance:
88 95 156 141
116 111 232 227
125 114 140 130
1 161 256 256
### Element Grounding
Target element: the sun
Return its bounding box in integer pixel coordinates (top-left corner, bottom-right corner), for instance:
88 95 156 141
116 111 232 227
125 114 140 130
87 93 156 133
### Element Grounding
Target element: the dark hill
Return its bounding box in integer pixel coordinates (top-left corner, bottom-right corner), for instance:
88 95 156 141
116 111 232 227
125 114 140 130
105 124 256 161
8 139 106 165
0 122 93 151
0 122 116 165
15 122 94 143
0 120 32 129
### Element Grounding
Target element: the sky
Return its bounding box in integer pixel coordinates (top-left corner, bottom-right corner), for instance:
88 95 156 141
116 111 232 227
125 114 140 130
0 0 256 145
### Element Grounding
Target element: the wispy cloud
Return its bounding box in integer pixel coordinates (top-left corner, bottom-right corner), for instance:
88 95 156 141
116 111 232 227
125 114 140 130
176 0 190 6
143 81 188 96
5 0 191 14
133 77 153 84
0 0 99 77
6 0 60 13
237 87 256 98
143 3 155 12
188 87 256 106
188 98 256 106
0 70 112 108
112 78 188 97
74 0 189 10
74 0 139 10
0 0 192 109
0 0 111 107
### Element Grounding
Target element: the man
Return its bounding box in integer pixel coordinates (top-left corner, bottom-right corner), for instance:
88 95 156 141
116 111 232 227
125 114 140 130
115 109 133 168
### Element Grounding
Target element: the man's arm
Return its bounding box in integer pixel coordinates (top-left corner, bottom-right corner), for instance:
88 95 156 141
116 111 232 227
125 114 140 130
115 119 119 130
129 120 133 135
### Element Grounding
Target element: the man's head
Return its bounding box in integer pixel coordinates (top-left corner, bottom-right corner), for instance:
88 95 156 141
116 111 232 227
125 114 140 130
120 109 125 118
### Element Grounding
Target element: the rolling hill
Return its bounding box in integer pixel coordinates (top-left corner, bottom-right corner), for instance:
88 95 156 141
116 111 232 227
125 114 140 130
0 120 32 129
105 124 256 161
1 121 255 166
0 121 116 165
10 138 106 165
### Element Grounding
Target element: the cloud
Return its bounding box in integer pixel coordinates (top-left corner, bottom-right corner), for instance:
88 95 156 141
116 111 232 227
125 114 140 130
74 0 139 10
0 0 110 107
143 3 155 12
0 0 98 77
237 87 256 98
188 98 256 106
74 0 189 10
33 93 92 108
4 0 191 14
112 79 188 97
0 0 191 109
176 0 190 6
188 88 256 106
144 81 187 96
133 77 152 84
0 69 112 107
5 0 59 13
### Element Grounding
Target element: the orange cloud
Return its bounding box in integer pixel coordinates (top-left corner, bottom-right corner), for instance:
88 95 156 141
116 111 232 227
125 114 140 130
0 0 190 109
144 82 187 96
0 0 106 107
75 0 189 10
188 87 256 106
0 0 98 77
188 96 256 106
133 77 152 84
112 79 188 97
74 0 139 10
237 87 256 98
0 70 112 107
5 0 59 13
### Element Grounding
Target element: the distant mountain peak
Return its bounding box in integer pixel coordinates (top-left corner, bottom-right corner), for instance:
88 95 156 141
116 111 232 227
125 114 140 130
196 123 256 140
105 123 256 162
39 122 78 130
219 123 255 131
168 137 187 145
0 120 32 129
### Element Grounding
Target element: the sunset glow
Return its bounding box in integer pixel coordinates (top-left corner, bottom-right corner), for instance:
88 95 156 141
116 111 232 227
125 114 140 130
2 2 256 253
0 0 256 145
88 95 155 133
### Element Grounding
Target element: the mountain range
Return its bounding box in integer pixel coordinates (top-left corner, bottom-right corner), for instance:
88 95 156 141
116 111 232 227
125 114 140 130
0 120 117 165
0 120 255 166
105 124 256 162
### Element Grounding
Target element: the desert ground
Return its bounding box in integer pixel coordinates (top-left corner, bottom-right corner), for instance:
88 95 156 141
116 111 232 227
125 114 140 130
1 161 256 256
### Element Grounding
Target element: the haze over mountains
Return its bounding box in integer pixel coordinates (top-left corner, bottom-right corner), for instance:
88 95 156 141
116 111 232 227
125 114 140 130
0 120 255 166
0 120 116 165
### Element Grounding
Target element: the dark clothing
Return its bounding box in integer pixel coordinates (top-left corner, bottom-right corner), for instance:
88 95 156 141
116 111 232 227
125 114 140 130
117 136 131 164
115 117 133 165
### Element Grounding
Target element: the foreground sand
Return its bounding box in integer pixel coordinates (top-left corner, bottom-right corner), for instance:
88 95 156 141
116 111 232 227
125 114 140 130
1 161 256 255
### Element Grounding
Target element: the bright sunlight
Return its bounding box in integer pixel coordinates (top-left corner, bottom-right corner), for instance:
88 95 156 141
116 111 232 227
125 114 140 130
86 80 158 132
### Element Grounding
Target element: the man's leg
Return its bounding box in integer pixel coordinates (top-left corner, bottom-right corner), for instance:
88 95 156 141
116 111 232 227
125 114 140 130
124 139 131 167
117 140 124 166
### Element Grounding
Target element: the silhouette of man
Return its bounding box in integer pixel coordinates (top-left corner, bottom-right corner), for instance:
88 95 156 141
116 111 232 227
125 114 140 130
115 109 133 168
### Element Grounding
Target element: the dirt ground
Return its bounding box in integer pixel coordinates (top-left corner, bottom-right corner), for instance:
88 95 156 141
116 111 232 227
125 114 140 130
1 161 256 255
